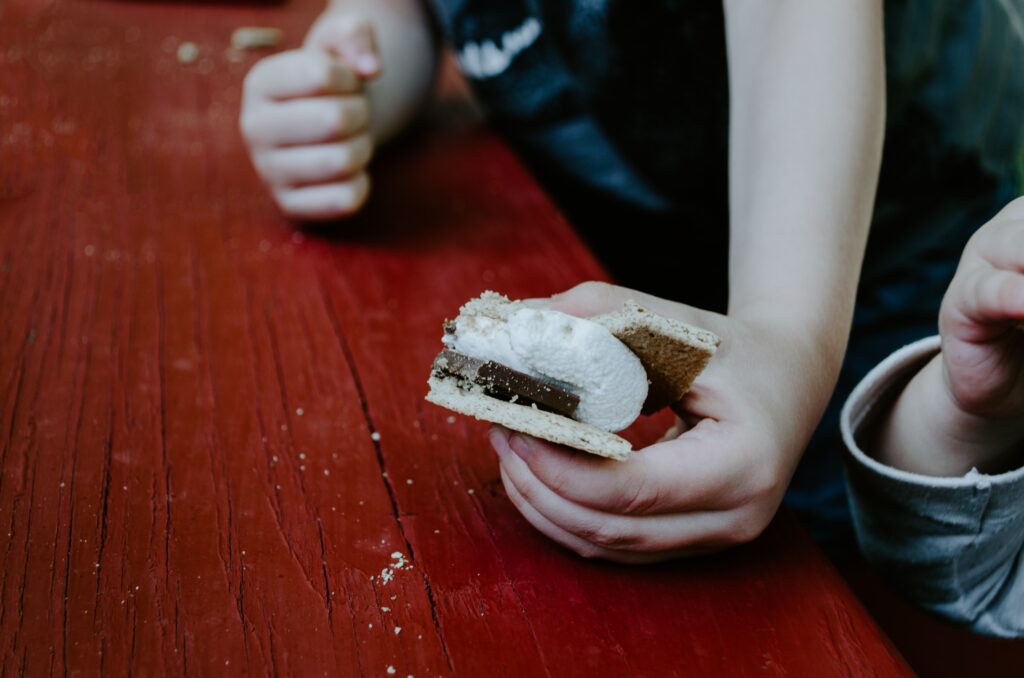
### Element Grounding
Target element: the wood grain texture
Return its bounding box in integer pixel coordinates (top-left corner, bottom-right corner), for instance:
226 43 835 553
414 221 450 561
0 0 912 675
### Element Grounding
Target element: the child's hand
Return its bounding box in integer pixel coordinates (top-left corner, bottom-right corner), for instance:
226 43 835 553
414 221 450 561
939 198 1024 418
875 199 1024 476
240 14 380 220
488 282 838 563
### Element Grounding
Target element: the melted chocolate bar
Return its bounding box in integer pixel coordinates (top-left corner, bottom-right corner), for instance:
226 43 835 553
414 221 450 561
433 349 579 417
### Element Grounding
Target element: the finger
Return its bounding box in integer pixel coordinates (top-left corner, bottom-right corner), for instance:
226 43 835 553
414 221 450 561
488 425 746 515
494 436 739 553
254 135 373 187
306 14 381 78
241 97 370 148
500 466 615 559
273 174 370 220
656 415 690 443
244 50 360 101
973 219 1024 274
954 268 1024 330
524 282 723 333
500 468 699 564
530 281 657 316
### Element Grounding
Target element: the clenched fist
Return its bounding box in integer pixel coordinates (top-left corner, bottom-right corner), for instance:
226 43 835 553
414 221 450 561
241 14 380 220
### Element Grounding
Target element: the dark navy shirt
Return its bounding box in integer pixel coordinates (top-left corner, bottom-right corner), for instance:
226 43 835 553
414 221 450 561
427 0 1024 548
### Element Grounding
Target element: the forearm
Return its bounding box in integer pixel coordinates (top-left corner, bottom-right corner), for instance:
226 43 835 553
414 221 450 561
723 1 885 372
876 355 1024 476
322 0 439 143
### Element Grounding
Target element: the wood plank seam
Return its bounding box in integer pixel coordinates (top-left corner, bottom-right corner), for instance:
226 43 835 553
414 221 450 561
318 276 458 675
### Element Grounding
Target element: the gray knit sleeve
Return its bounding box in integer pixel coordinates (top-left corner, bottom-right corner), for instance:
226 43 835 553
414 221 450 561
841 336 1024 638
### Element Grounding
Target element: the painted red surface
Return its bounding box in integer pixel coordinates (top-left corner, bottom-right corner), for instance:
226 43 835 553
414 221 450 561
1 1 913 675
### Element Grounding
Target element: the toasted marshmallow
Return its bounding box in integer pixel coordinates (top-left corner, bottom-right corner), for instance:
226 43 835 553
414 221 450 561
443 307 648 432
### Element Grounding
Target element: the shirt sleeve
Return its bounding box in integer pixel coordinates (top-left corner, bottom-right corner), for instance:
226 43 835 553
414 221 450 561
840 335 1024 638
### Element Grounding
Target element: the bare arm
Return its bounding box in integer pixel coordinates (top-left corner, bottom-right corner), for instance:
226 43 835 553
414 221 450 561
724 0 885 397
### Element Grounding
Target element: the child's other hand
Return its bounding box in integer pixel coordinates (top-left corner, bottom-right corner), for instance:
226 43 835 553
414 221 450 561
240 14 380 220
939 198 1024 418
872 198 1024 476
488 282 836 563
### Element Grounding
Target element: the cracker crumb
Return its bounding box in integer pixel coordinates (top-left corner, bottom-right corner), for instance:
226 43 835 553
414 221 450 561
467 489 475 495
370 431 381 442
446 415 456 424
381 606 390 612
299 453 306 460
394 627 401 635
176 41 199 64
323 469 330 476
405 479 413 485
230 26 283 50
295 407 304 416
386 668 395 676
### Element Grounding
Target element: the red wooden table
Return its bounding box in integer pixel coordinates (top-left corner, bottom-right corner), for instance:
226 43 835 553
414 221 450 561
1 1 913 675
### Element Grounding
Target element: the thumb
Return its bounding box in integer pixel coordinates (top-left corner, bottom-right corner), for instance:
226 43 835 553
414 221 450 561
523 281 638 317
306 14 382 79
529 281 718 328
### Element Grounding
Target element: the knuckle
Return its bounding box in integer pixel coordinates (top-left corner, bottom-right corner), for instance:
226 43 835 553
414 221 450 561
572 542 604 560
351 174 372 208
245 52 294 94
1001 196 1024 221
315 149 347 177
273 187 297 211
329 191 357 214
322 105 345 138
723 512 766 546
540 465 574 498
251 153 274 183
581 521 638 550
571 280 612 300
239 112 261 144
242 60 269 95
620 476 661 515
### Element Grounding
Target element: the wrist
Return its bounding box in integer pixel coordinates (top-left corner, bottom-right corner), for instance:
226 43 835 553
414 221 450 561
731 304 850 381
878 356 1024 475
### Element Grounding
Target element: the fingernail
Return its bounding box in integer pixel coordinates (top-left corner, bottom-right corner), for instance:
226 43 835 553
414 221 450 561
357 54 379 73
508 433 532 458
488 427 509 457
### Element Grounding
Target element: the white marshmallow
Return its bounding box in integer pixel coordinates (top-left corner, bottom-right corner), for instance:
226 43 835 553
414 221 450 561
444 308 648 432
